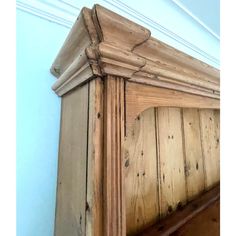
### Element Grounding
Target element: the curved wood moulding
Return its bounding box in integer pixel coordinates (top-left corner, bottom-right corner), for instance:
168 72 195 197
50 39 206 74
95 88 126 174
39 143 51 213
125 81 220 131
50 4 220 98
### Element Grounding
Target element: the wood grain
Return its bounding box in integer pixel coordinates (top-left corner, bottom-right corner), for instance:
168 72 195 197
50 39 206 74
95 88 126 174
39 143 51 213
86 78 104 236
172 200 220 236
199 109 220 189
125 108 159 235
103 76 126 236
156 108 187 217
182 109 205 200
55 84 89 236
125 82 220 130
138 184 220 236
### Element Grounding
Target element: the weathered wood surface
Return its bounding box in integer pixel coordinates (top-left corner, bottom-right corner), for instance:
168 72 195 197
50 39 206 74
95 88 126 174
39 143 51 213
182 109 205 200
199 109 220 189
125 82 220 130
51 4 220 98
138 184 220 236
55 84 89 236
86 78 104 236
103 76 126 236
51 4 221 236
157 108 187 217
125 107 220 235
125 108 159 235
172 200 220 236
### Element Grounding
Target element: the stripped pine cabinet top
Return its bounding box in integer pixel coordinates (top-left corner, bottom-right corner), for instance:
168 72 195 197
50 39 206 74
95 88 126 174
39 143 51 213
50 4 220 236
50 4 220 98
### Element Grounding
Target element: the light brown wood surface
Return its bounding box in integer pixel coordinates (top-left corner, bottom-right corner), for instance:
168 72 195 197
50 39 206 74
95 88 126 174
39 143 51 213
103 76 126 236
125 82 220 130
157 108 187 217
55 84 89 236
51 4 220 236
172 200 220 236
86 78 104 236
200 109 220 189
125 108 159 235
182 109 205 200
125 107 220 235
51 5 220 98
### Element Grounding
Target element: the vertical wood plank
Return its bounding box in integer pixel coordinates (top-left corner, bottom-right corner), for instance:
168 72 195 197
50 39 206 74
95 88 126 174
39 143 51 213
103 76 126 236
86 78 103 236
157 107 187 217
200 109 220 189
125 108 159 235
55 84 89 236
182 109 205 200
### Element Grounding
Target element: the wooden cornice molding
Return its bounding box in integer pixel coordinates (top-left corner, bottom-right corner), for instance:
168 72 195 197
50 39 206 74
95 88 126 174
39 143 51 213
51 4 220 98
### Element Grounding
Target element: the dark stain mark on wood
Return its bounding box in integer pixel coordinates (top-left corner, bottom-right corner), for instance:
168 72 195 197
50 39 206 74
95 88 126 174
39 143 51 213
125 159 129 168
168 205 173 213
196 162 199 170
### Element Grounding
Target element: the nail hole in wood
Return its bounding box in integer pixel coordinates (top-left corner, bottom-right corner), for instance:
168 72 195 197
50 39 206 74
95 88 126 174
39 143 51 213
97 112 101 119
137 173 139 177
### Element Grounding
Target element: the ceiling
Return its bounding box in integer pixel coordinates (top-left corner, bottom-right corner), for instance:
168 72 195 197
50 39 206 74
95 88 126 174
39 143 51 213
178 0 220 36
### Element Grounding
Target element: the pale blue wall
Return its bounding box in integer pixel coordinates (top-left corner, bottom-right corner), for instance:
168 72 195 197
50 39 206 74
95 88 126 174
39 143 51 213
16 1 219 236
16 9 69 236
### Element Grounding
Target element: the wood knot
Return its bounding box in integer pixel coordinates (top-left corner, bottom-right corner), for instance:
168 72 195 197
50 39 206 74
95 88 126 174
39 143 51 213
177 202 183 211
196 162 199 170
125 159 129 168
168 205 173 213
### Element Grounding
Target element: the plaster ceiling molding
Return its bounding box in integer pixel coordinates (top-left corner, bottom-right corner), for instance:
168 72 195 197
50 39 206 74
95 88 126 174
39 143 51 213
171 0 220 40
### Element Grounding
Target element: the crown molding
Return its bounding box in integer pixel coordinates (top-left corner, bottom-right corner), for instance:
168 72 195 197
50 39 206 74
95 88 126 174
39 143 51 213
171 0 220 40
50 4 220 98
16 0 77 28
16 0 219 67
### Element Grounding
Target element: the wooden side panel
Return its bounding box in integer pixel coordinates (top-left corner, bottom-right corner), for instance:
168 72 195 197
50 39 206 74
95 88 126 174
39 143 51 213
86 78 103 236
103 76 126 236
55 84 89 236
157 108 187 217
200 109 220 189
182 109 205 200
125 108 159 235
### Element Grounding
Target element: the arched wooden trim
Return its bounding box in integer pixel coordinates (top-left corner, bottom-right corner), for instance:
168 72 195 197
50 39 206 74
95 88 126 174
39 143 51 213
125 81 220 131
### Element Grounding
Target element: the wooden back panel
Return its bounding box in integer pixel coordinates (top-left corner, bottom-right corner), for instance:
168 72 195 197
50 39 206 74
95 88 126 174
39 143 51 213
124 107 220 235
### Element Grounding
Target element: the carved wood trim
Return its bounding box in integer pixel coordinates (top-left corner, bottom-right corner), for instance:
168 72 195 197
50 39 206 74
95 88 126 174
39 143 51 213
125 82 220 130
50 4 220 98
103 76 126 236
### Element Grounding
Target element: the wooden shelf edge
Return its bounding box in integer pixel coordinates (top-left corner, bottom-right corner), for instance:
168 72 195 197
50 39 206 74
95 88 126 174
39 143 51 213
138 184 220 236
